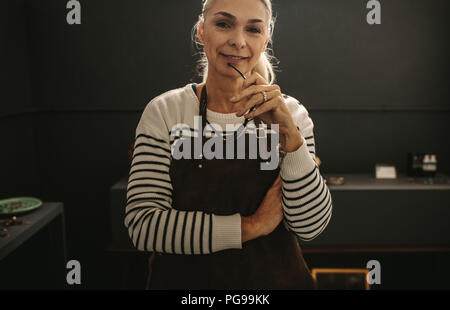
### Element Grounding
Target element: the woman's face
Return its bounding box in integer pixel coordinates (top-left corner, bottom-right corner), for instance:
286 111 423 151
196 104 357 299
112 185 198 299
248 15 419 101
198 0 270 79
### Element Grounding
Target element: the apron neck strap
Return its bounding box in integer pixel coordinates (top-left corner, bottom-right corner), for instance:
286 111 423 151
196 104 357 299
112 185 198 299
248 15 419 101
199 84 208 132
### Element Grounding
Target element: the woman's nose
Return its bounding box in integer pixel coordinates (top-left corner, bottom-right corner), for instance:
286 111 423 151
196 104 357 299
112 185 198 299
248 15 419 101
228 29 246 49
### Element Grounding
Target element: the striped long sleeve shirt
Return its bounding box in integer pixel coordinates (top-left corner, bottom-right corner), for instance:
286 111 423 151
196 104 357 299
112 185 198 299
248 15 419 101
124 83 333 255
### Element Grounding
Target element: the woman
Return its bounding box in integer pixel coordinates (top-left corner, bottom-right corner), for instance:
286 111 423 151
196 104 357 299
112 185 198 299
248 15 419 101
124 0 333 290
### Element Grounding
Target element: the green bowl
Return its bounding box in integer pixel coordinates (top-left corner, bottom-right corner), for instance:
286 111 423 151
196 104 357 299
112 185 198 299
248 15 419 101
0 197 43 215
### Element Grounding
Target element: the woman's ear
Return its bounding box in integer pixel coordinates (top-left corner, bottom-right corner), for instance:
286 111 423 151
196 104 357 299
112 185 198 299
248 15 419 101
197 19 204 44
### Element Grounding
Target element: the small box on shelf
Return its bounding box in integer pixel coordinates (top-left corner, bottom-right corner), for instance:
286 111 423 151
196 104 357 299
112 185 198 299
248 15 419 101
375 164 397 179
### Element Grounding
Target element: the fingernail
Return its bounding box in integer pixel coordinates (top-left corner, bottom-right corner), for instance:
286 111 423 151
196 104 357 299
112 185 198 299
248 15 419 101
230 97 237 101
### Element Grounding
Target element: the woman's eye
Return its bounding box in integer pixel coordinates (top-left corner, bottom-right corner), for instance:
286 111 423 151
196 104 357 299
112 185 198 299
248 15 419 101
248 27 261 34
216 22 229 28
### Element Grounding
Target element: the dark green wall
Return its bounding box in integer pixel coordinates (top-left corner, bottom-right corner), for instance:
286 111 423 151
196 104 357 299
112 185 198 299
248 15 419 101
0 0 39 198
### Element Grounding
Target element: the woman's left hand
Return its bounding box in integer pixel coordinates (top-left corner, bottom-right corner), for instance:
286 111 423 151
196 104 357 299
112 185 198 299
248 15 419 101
231 71 303 152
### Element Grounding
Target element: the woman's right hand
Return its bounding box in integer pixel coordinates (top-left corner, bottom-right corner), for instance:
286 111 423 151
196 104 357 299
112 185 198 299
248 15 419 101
241 174 284 243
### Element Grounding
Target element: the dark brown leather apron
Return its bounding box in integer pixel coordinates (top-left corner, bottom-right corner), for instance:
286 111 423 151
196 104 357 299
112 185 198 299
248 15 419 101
145 84 316 290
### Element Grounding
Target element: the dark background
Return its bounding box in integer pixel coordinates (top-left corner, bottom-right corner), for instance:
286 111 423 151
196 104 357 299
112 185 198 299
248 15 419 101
1 0 449 288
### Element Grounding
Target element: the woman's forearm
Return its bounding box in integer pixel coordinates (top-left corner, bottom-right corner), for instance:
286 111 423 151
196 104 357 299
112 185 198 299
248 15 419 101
241 216 260 243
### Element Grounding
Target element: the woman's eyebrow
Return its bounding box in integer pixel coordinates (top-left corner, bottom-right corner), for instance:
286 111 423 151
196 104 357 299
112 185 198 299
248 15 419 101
213 11 264 24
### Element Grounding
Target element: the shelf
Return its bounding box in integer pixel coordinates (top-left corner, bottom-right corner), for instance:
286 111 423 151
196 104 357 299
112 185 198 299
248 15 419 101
323 173 450 191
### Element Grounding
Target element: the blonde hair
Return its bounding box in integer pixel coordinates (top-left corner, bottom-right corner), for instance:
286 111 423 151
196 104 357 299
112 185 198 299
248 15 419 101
191 0 279 85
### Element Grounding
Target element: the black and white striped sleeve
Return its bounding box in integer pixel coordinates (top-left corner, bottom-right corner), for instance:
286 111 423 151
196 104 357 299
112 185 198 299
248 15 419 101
124 100 242 255
280 100 333 242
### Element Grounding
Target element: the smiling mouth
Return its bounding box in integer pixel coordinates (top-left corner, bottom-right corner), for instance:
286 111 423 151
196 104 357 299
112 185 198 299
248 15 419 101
220 53 249 60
